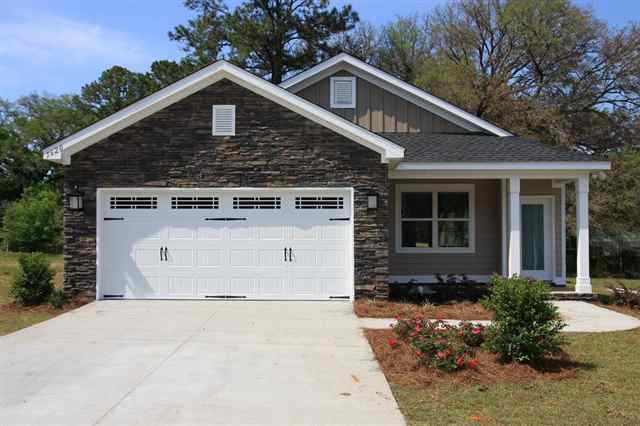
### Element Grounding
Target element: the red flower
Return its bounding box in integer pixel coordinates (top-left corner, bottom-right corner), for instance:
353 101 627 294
415 350 423 357
468 359 480 369
436 351 446 359
472 327 482 335
388 338 399 349
456 356 466 367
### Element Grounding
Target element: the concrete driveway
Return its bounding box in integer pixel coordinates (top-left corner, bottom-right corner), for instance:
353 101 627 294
0 301 404 426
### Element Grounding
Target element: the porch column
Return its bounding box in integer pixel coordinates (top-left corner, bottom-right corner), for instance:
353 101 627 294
508 176 521 277
575 175 592 293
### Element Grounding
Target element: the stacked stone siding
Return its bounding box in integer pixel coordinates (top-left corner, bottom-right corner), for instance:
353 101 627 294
63 79 390 298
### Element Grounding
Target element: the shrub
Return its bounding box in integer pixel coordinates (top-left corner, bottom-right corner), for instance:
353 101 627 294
10 253 54 306
482 275 565 363
607 283 640 309
2 186 63 252
392 316 484 372
49 288 69 309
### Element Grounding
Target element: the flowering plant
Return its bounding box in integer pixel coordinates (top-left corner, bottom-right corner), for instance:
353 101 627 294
391 315 484 372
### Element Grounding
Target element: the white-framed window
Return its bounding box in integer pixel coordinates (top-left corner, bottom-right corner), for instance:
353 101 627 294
395 184 475 253
330 76 356 108
212 105 235 136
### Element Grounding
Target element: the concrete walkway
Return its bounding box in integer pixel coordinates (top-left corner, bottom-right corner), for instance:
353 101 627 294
359 301 640 333
0 301 405 426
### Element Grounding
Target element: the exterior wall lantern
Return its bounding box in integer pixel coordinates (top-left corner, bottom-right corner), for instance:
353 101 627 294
67 186 84 211
367 193 378 209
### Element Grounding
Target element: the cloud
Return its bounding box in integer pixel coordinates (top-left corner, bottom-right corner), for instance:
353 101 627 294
0 13 151 69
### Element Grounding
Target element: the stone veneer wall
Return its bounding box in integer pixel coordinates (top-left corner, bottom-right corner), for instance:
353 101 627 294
63 80 390 298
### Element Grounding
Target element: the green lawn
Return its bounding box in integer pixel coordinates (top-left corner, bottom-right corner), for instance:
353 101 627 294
392 327 640 425
0 251 64 336
565 277 640 294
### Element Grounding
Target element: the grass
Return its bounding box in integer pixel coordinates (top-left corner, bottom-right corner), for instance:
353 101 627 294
0 251 66 336
386 329 640 425
565 277 640 294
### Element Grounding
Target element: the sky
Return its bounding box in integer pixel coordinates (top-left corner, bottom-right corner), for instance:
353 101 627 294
1 0 638 101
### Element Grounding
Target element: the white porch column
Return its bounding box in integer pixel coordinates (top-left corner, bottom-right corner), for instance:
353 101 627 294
508 176 521 277
575 175 592 293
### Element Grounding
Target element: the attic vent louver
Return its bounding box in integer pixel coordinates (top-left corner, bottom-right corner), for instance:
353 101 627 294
212 105 235 136
330 77 356 108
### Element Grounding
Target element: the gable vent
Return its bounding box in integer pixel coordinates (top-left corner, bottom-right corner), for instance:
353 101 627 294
110 196 157 210
330 77 356 108
295 196 344 209
233 196 281 209
171 196 219 209
212 105 235 136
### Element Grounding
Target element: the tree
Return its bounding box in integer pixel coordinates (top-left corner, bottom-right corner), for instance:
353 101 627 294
2 186 63 252
146 59 198 90
81 66 155 118
377 16 431 82
332 22 380 64
0 127 48 203
171 0 359 83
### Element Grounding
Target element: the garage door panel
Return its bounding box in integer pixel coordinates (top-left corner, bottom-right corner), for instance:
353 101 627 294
291 249 317 267
228 277 253 296
196 277 226 296
196 226 223 240
166 249 194 267
320 224 348 241
258 226 286 241
290 274 319 296
133 247 161 267
290 226 317 241
167 276 195 297
258 249 286 267
229 226 253 240
168 226 195 240
197 249 224 268
319 250 346 267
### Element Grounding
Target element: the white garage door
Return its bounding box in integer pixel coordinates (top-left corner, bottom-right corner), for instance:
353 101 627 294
98 188 353 300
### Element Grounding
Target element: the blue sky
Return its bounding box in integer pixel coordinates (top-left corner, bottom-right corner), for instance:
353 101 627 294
1 0 637 101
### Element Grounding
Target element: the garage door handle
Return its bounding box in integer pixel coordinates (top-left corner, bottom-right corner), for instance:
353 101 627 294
288 247 292 262
160 247 164 262
284 247 287 262
164 247 168 262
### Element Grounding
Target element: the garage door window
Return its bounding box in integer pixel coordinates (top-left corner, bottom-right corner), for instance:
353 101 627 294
171 196 219 209
295 196 344 209
110 196 158 210
233 196 281 209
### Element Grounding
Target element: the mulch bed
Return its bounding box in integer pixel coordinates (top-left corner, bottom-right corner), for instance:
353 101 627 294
0 297 91 315
365 329 582 388
354 299 493 320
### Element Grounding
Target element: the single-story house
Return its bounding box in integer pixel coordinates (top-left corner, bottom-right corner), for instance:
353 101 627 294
43 53 610 300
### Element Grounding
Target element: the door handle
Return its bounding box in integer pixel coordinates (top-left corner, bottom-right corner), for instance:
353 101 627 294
288 248 293 262
160 247 164 262
284 247 287 262
164 247 168 262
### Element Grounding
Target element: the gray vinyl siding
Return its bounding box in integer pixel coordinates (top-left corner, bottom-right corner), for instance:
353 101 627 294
389 179 502 277
297 70 470 134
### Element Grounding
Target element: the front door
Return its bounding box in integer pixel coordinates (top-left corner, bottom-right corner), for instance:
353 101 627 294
520 198 553 281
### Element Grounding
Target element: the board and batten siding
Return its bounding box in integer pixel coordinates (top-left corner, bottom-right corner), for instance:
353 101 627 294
297 70 470 134
389 179 502 277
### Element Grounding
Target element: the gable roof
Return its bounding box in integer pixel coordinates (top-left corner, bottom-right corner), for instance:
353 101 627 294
280 53 512 137
43 60 405 165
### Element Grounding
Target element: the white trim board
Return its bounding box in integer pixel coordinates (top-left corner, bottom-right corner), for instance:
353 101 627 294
394 161 611 171
281 53 512 137
43 61 404 165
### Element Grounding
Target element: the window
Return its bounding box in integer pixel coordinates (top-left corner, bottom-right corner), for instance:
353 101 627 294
171 196 219 209
330 76 356 108
295 196 344 209
233 196 281 209
212 105 235 136
396 184 474 253
110 196 158 210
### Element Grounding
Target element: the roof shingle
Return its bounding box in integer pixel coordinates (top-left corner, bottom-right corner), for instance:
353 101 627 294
379 133 595 162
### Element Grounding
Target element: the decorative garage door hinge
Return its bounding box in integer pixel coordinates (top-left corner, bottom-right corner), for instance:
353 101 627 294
204 295 248 299
103 294 124 298
103 217 125 221
204 217 247 221
329 296 350 299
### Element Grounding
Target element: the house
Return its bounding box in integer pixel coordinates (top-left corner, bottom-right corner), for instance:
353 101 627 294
43 53 610 300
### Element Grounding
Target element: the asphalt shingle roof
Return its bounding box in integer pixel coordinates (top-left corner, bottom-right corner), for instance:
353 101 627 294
379 133 595 162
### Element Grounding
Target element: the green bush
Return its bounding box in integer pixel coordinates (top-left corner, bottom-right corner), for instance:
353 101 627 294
10 253 54 306
49 288 69 309
482 275 566 363
2 186 63 252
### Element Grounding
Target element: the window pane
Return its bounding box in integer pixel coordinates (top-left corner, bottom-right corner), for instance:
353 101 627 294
402 221 433 248
438 221 469 248
401 193 432 218
438 193 469 218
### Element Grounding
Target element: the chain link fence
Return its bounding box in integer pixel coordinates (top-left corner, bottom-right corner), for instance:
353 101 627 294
567 232 640 278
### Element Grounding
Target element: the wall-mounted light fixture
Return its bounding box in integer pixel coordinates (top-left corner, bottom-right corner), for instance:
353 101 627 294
367 193 378 209
67 186 84 211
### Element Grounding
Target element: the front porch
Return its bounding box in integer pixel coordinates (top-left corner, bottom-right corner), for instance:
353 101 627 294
387 169 595 294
